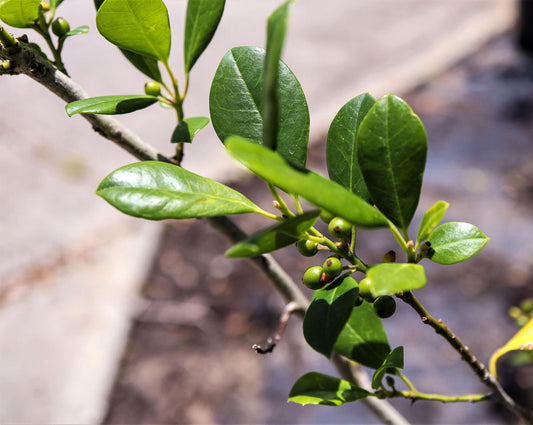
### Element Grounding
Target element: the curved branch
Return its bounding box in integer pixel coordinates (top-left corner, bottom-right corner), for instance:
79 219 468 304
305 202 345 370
0 35 409 425
399 291 533 424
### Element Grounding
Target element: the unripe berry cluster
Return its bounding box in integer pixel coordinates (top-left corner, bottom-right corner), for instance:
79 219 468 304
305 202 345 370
301 256 343 290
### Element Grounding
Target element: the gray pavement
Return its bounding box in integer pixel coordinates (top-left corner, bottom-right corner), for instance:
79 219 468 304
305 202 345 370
0 1 514 423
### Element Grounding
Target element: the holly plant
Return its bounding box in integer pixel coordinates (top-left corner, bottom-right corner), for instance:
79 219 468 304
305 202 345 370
1 0 532 423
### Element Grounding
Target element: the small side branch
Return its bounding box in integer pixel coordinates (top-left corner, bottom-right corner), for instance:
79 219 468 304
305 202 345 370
399 291 533 424
253 302 297 354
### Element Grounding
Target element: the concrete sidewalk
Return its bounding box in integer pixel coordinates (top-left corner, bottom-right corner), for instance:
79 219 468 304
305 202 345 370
0 1 514 423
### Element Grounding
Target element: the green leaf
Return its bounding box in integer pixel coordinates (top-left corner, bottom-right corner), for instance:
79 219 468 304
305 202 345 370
366 263 426 297
303 276 359 358
171 116 210 143
327 93 376 203
93 0 162 82
65 95 158 116
121 49 162 82
225 136 388 229
225 210 320 258
288 372 370 406
64 25 89 37
96 161 262 220
490 318 533 378
427 222 489 265
334 301 390 369
357 95 427 232
262 0 293 150
371 346 404 389
50 0 64 9
210 46 309 167
96 0 171 63
416 200 449 244
0 0 40 28
183 0 225 73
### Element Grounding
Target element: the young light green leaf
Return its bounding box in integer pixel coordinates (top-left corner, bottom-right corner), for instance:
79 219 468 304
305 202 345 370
334 301 390 369
262 0 293 150
416 200 449 244
225 210 319 258
303 276 358 358
210 46 309 167
490 318 533 378
183 0 225 73
0 0 40 28
171 116 210 144
427 222 489 265
65 95 158 116
288 372 370 406
371 346 404 389
64 25 89 37
357 95 427 233
96 161 262 220
93 0 162 82
366 263 426 297
327 93 376 203
96 0 171 62
225 136 388 229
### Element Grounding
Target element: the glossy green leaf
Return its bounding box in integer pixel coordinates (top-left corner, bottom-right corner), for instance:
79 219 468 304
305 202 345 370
357 95 427 232
262 0 293 150
183 0 225 73
327 93 376 203
490 318 533 378
96 161 262 220
416 200 449 244
0 0 40 28
225 210 320 258
171 116 210 143
225 136 388 229
93 0 162 82
64 25 89 37
366 263 426 297
334 301 390 369
303 276 359 358
288 372 370 406
371 346 404 389
210 46 309 167
96 0 171 62
65 95 158 116
121 49 162 82
427 222 489 265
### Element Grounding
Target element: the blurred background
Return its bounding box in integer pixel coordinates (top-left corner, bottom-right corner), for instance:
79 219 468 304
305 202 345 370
0 0 532 423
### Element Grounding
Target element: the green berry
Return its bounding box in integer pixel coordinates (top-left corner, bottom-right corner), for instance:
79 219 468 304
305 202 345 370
302 266 325 290
52 18 70 37
320 209 335 224
328 217 352 239
144 81 161 97
373 296 396 319
296 239 318 257
322 256 343 278
358 277 374 301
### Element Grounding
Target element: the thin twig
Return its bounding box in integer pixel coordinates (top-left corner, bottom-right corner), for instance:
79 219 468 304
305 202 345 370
398 291 533 424
253 301 298 354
